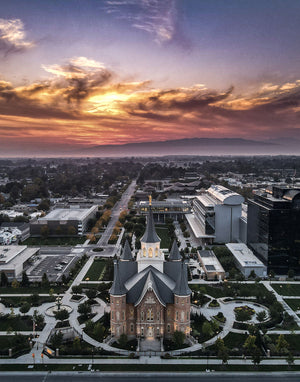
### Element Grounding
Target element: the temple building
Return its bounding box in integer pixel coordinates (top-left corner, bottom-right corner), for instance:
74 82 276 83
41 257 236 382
109 200 191 348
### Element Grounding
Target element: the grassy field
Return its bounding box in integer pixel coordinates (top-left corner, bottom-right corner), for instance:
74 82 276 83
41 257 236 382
83 259 106 281
284 298 300 311
272 283 300 296
23 236 86 246
0 335 30 356
0 286 67 294
0 315 40 331
155 226 171 249
190 284 227 298
0 296 55 307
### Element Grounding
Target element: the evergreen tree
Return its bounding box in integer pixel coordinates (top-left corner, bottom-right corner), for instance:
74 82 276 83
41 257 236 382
0 271 8 287
21 271 30 287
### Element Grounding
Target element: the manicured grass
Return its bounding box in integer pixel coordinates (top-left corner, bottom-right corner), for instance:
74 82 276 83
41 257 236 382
0 295 55 307
0 286 67 294
222 332 248 349
190 284 226 298
284 298 300 311
155 226 171 249
272 283 300 296
0 315 42 331
83 259 107 281
23 236 86 246
0 334 30 356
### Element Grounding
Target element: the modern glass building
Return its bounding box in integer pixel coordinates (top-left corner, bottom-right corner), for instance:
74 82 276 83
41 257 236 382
247 186 300 274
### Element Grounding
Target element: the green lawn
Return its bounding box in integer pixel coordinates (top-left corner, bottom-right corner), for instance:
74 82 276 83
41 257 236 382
0 296 55 307
155 226 171 249
272 283 300 296
0 335 30 356
269 333 300 354
0 315 43 331
23 236 86 246
0 286 67 294
223 332 248 349
190 284 226 298
83 259 107 281
284 298 300 311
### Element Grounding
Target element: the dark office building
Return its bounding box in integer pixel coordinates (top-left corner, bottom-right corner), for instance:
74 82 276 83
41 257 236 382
247 186 300 274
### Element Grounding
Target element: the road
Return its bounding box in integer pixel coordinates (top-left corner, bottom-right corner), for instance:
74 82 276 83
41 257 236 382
0 373 299 382
97 180 136 247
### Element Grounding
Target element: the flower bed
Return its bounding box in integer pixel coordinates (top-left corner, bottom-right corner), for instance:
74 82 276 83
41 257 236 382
234 305 255 321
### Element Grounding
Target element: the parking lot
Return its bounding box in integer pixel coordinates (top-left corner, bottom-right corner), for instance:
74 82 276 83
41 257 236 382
27 253 78 282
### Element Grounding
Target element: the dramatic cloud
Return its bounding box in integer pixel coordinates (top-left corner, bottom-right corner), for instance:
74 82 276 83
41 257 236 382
104 0 179 44
0 57 299 151
0 18 34 55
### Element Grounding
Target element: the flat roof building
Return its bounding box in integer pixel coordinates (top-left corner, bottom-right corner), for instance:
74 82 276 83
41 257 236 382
186 185 244 244
0 245 39 280
197 250 225 281
226 243 267 278
30 205 98 237
138 199 191 222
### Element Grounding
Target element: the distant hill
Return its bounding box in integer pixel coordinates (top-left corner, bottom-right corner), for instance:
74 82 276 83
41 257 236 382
81 137 293 157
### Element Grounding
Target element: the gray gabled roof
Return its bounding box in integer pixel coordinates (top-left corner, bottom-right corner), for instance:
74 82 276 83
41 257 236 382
173 261 191 296
126 266 174 306
120 239 133 261
141 206 160 243
109 261 127 296
169 240 181 261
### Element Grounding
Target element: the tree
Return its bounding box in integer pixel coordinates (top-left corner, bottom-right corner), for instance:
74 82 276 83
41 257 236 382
72 336 81 351
173 330 185 348
202 321 213 337
78 301 91 318
243 335 257 353
86 288 97 300
276 334 289 354
286 352 294 368
251 347 261 367
33 310 45 329
21 271 30 287
30 293 39 305
54 309 70 323
11 279 20 288
118 333 128 348
93 322 105 341
51 331 63 349
0 271 8 287
20 302 31 316
38 199 50 211
72 285 82 295
41 272 50 288
249 270 256 279
256 310 267 322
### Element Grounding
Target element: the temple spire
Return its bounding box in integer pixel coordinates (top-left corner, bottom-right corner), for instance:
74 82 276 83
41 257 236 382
140 199 160 243
169 240 182 261
173 261 191 296
110 261 127 295
120 239 133 261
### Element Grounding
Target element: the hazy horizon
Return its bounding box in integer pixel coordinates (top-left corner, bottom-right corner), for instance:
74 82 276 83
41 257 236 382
0 0 300 156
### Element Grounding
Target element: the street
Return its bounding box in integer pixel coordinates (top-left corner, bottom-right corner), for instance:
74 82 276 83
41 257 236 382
0 372 299 382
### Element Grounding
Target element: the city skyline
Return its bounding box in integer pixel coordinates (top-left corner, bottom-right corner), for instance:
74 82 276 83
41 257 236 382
0 0 300 156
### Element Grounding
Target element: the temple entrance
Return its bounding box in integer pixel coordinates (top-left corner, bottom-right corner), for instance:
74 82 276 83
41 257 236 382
147 326 154 338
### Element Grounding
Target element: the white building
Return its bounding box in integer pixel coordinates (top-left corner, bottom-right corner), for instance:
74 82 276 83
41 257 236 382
226 243 267 278
186 185 244 244
0 245 39 280
197 250 225 281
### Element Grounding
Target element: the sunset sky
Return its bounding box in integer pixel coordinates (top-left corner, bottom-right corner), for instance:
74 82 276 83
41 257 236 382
0 0 300 155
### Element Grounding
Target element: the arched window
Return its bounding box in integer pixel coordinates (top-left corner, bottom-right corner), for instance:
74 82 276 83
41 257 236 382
157 311 160 321
111 311 114 319
122 311 125 320
141 311 144 321
176 311 178 320
147 308 154 321
148 248 153 258
116 311 120 320
130 323 134 333
141 327 144 336
181 311 184 322
167 324 170 333
155 247 159 257
143 247 146 257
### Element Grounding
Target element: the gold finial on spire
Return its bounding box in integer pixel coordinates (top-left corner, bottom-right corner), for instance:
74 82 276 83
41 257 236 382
149 194 152 206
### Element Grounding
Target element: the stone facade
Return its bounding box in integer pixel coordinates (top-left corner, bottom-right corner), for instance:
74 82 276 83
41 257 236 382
109 205 191 343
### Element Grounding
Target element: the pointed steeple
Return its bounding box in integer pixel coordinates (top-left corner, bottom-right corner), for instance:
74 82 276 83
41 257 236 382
110 261 127 296
169 240 181 261
120 239 133 261
173 261 191 296
141 205 160 243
